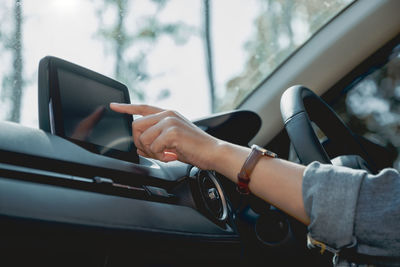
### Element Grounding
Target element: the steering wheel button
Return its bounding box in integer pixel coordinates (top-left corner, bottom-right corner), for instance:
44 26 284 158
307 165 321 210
208 188 219 200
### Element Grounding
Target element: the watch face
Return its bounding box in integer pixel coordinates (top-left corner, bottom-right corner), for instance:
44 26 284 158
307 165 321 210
251 144 277 158
252 144 266 153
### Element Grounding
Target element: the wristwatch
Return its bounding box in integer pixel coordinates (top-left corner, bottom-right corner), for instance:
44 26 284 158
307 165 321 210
237 144 277 194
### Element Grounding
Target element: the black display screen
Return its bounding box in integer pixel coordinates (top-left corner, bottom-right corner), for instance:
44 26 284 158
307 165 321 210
38 56 138 163
58 69 132 153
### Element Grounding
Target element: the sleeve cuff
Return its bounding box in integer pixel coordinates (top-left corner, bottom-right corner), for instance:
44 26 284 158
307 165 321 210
303 161 366 249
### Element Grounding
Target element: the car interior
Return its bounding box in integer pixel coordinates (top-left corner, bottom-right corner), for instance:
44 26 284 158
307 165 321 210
0 0 399 266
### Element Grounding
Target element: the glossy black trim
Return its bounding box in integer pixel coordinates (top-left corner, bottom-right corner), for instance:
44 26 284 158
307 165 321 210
194 110 261 146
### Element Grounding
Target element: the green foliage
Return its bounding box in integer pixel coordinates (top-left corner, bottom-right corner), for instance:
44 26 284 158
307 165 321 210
93 0 194 102
149 0 168 9
217 0 353 112
136 17 195 45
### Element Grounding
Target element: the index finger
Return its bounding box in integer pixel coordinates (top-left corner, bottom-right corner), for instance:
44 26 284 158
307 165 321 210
109 103 164 116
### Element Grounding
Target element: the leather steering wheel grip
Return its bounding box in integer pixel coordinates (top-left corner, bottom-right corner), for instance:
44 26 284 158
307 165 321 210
280 85 378 171
280 85 331 165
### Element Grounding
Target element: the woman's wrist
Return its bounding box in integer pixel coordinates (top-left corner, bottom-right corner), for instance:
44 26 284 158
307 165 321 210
208 140 250 183
203 137 309 224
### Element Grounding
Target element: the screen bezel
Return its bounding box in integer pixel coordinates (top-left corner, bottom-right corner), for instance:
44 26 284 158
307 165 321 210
43 56 139 164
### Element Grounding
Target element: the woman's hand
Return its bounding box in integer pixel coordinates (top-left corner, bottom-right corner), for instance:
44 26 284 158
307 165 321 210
109 103 221 170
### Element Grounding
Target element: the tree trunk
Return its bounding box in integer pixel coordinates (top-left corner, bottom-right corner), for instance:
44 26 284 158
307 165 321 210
115 0 125 80
9 0 23 122
203 0 216 113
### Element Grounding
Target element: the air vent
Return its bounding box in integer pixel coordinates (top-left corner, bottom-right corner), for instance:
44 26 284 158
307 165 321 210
197 170 228 221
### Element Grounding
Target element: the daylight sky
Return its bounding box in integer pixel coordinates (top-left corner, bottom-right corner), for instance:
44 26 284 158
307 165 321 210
13 0 259 127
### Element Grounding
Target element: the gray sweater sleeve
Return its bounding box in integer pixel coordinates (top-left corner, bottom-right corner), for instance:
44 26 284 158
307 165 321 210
303 162 400 256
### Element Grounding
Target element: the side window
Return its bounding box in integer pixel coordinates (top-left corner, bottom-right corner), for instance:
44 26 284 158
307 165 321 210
331 44 400 170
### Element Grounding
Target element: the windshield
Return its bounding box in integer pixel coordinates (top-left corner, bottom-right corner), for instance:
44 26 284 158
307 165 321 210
0 0 353 127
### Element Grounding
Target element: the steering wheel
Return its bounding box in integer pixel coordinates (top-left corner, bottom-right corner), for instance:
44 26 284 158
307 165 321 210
280 85 376 172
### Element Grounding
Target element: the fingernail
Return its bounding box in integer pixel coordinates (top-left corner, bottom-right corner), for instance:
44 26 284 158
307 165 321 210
163 151 178 162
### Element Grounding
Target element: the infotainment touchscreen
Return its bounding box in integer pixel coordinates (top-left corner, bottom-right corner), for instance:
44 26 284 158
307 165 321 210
38 56 139 163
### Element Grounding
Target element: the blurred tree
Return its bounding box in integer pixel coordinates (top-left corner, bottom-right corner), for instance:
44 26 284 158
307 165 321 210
0 2 9 118
218 0 351 111
94 0 145 100
1 0 24 122
93 0 194 102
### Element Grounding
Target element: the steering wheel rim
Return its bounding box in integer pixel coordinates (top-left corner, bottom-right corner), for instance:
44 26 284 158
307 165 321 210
280 85 376 170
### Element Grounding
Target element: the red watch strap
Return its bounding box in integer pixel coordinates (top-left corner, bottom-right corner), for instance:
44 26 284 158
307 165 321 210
237 144 277 194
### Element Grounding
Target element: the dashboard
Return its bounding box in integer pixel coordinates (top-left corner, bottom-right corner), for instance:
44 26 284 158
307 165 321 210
0 109 299 266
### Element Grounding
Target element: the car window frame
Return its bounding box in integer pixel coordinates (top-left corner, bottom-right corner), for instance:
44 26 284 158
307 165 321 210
266 33 400 164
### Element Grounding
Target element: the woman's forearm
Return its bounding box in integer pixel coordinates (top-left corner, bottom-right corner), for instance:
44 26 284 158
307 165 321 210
211 141 310 225
110 103 310 225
